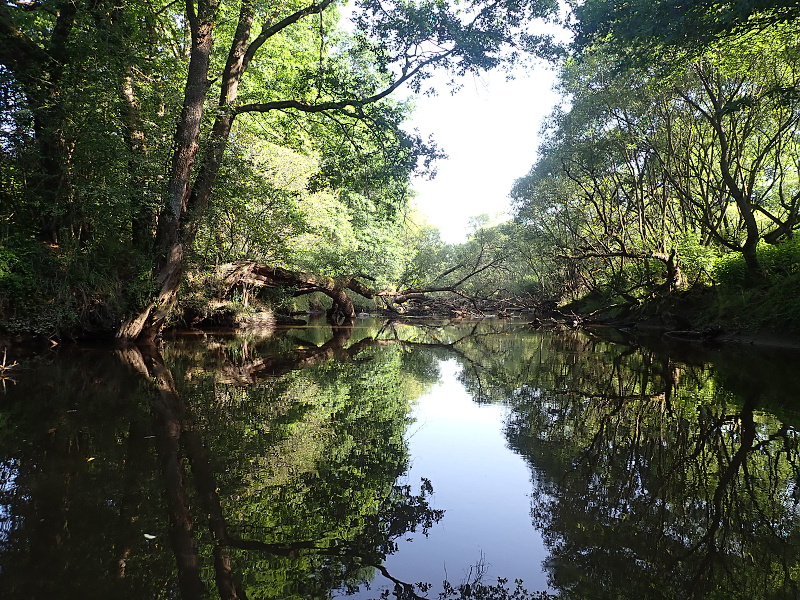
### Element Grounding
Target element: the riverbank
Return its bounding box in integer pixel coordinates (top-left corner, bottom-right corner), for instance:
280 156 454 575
566 279 800 349
618 319 800 350
3 280 800 353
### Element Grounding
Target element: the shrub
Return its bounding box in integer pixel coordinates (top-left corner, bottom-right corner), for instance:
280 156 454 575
677 233 718 284
712 238 800 286
712 253 750 286
0 235 152 337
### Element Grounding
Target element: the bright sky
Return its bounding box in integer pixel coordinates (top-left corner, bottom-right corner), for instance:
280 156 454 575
339 3 567 244
403 65 562 243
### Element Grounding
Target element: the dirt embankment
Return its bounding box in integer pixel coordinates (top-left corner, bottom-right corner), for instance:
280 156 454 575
579 287 800 351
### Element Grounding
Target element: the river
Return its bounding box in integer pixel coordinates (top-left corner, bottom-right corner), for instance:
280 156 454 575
1 318 799 599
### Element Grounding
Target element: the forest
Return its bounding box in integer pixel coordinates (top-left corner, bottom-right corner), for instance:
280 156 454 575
3 0 800 341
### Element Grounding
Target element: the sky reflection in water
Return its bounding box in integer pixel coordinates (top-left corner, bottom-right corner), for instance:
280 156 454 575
375 358 549 594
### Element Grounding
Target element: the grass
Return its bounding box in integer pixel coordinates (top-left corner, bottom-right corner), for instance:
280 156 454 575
706 273 800 333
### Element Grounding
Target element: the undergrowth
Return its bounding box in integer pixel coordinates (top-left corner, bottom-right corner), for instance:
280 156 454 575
571 239 800 333
706 239 800 332
0 236 153 339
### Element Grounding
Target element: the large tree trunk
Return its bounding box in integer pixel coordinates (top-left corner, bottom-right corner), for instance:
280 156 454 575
130 1 337 341
117 0 219 343
0 1 78 244
117 243 185 343
117 0 264 342
182 0 256 244
740 238 762 282
119 71 157 251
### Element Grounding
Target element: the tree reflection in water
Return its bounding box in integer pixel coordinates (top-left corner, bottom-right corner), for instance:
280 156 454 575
0 323 449 599
1 320 800 599
495 331 800 600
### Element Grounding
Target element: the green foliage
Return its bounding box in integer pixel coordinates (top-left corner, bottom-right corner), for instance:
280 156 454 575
394 218 534 302
7 0 537 335
572 0 800 62
712 253 751 287
0 241 25 306
676 233 718 283
749 273 800 330
713 238 800 286
708 239 800 331
0 235 155 337
513 15 800 310
759 237 800 277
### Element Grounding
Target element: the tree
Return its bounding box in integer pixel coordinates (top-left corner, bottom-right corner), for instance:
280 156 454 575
513 51 691 302
0 0 176 245
0 0 558 339
114 0 558 341
513 23 800 301
572 0 800 59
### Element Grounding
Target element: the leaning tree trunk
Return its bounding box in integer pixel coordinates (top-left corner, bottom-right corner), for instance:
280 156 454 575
216 262 364 326
213 260 509 324
327 285 357 326
116 0 219 343
117 243 186 343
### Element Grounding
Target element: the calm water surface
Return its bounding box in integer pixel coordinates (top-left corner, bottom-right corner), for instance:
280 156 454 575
379 359 549 592
1 319 800 599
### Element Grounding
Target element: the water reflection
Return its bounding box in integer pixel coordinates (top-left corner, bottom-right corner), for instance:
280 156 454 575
0 320 799 599
496 330 800 599
0 324 444 600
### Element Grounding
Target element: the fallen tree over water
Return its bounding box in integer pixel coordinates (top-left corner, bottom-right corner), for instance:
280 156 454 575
209 261 545 326
215 262 375 325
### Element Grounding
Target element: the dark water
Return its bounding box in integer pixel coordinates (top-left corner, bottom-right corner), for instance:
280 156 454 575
2 319 800 599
